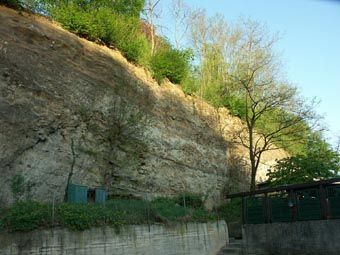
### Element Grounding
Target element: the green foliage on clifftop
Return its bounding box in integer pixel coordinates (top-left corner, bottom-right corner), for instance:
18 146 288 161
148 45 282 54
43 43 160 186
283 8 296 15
1 0 191 84
150 42 192 84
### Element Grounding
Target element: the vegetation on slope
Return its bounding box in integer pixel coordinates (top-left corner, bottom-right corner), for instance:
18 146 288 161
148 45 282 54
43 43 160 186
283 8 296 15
1 172 236 232
1 0 338 188
0 194 218 232
1 0 191 83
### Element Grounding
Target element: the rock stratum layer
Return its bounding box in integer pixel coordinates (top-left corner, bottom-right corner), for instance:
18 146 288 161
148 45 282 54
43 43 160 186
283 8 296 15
0 7 287 207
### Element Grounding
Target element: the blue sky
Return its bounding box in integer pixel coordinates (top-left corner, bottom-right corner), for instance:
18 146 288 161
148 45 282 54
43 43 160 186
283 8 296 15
157 0 340 146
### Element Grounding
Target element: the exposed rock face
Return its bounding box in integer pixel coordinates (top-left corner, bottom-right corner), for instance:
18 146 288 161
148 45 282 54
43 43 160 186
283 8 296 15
0 7 287 208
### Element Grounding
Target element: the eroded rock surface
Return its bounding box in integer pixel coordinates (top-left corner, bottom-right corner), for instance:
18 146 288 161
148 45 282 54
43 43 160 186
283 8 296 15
0 7 287 207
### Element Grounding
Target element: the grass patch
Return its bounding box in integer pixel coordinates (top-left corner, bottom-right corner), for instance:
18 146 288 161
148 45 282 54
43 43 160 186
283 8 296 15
152 197 188 221
0 197 217 232
0 201 52 232
105 199 153 225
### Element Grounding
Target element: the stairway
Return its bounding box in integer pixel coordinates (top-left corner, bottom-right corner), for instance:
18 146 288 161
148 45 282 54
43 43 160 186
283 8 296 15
217 238 243 255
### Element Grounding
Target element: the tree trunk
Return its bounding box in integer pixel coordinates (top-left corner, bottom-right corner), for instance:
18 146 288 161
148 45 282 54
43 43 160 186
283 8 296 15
151 24 155 55
248 123 257 191
250 164 256 191
249 146 257 191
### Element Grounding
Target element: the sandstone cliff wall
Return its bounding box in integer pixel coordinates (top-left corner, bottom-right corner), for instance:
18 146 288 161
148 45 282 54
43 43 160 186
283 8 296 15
0 7 287 207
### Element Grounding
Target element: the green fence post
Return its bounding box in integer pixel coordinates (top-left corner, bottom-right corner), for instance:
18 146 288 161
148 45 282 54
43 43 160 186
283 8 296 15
242 197 246 224
319 185 328 219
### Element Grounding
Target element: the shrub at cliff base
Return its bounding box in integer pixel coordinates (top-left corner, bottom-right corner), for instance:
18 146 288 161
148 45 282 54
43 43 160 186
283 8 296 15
0 201 51 232
0 198 218 232
175 192 204 209
217 198 242 223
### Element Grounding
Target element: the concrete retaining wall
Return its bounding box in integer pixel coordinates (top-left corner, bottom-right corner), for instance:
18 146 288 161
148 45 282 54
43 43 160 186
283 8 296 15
242 219 340 255
0 221 228 255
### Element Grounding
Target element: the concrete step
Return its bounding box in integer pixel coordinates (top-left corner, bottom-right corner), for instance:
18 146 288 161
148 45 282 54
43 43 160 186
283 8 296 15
222 247 242 253
229 238 242 244
229 237 236 242
226 243 243 249
217 239 243 255
218 250 241 255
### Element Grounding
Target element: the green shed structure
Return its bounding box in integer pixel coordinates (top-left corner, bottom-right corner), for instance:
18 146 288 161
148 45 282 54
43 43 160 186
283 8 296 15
67 183 107 204
95 187 107 203
67 183 88 203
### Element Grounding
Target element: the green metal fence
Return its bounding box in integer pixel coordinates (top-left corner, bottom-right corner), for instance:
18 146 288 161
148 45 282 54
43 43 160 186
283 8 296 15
244 196 267 224
269 192 293 223
327 186 340 218
228 179 340 225
296 188 322 221
242 186 340 224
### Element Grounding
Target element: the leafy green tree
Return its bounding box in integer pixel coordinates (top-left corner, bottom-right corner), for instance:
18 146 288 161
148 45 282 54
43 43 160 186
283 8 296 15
267 134 340 186
150 42 192 84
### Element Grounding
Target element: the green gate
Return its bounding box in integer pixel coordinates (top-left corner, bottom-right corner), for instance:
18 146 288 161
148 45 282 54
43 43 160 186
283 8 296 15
244 196 266 224
269 192 293 222
296 188 322 220
327 186 340 218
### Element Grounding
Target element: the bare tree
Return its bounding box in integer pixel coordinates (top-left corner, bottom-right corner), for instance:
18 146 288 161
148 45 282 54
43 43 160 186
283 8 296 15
169 0 190 49
144 0 162 55
187 11 318 191
188 10 233 100
227 20 317 191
